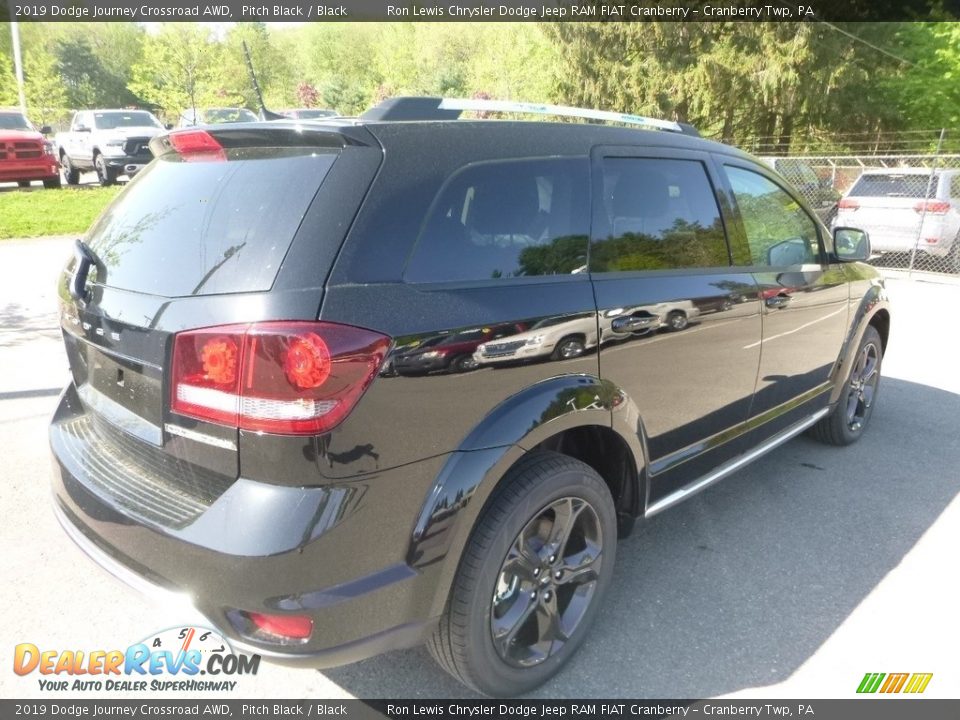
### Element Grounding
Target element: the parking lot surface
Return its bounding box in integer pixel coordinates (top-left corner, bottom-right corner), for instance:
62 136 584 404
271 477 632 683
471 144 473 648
1 236 957 699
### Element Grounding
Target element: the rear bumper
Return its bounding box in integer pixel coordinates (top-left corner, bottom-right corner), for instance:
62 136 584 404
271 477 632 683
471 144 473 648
49 383 445 666
51 498 436 668
0 157 58 182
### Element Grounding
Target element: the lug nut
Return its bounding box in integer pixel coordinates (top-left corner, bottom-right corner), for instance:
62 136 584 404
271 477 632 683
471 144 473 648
549 554 556 563
533 567 540 577
530 591 537 599
554 570 563 580
543 591 552 601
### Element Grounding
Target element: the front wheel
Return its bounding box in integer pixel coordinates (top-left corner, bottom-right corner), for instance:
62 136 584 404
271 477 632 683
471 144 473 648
94 153 117 186
665 310 688 331
428 452 617 696
551 336 586 360
61 153 80 185
809 325 882 446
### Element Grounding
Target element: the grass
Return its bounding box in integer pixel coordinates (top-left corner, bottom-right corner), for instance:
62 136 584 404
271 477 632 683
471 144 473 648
0 185 122 239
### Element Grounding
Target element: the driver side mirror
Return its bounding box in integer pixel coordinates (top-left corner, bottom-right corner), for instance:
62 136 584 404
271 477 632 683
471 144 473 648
75 125 90 133
834 227 871 262
165 123 173 130
40 125 52 135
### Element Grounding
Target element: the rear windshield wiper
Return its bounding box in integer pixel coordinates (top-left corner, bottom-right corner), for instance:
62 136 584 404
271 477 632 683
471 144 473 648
70 239 100 302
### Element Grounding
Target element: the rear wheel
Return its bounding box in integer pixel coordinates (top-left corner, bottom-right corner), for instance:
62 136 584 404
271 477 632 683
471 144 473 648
17 180 30 188
428 452 617 696
43 176 61 189
809 325 882 446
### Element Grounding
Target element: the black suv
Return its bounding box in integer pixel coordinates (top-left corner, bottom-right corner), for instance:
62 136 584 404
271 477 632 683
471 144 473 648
50 98 889 697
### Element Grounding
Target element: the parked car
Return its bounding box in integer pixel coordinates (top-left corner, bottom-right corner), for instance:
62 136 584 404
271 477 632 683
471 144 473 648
833 167 960 270
393 323 526 374
50 97 889 697
56 109 165 186
178 107 258 127
0 109 60 189
277 108 339 120
474 312 599 365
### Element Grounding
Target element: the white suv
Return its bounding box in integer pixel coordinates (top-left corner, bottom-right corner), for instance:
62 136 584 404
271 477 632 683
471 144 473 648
834 168 960 269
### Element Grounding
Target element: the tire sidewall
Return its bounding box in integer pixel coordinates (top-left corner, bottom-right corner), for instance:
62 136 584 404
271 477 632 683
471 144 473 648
462 465 617 696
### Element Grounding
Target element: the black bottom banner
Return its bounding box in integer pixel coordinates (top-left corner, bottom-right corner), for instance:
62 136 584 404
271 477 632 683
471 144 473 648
2 699 958 720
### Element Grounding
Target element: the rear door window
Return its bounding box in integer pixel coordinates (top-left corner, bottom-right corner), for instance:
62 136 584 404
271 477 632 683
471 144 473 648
404 158 590 282
590 157 730 271
85 150 337 297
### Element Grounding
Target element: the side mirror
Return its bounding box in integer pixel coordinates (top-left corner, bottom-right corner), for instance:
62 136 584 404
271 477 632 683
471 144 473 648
76 125 90 133
40 125 52 135
834 227 870 262
165 123 173 130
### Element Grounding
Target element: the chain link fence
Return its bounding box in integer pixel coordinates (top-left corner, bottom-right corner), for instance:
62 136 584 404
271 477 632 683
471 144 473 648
762 136 960 277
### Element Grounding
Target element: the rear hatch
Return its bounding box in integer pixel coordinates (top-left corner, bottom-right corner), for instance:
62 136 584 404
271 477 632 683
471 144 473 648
53 123 381 530
837 172 942 249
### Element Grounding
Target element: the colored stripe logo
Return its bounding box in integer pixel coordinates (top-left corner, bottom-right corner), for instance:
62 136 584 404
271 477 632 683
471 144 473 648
857 672 933 694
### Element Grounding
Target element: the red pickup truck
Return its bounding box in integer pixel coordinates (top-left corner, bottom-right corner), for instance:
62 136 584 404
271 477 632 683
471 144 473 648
0 109 60 189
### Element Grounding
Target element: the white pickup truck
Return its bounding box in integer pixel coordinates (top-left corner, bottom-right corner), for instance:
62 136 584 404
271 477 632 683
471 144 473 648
56 109 167 186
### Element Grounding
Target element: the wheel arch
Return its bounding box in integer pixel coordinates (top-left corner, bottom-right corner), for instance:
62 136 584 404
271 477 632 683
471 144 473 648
407 374 646 619
829 281 890 406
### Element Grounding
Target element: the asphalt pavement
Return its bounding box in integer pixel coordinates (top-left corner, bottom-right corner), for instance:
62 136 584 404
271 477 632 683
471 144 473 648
1 236 957 699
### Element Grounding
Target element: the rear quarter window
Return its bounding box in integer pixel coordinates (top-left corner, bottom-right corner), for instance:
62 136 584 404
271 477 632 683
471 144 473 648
86 149 337 297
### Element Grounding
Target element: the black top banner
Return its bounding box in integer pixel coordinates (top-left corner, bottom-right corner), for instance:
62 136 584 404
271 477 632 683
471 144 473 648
2 0 958 22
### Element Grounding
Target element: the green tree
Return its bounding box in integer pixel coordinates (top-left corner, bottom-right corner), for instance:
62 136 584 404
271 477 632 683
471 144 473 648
129 24 231 118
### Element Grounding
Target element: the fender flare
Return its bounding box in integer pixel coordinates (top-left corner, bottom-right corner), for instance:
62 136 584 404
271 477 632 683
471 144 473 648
829 280 889 406
406 374 645 619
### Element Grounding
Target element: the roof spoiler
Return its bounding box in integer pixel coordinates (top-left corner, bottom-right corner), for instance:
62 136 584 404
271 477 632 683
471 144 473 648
361 96 700 137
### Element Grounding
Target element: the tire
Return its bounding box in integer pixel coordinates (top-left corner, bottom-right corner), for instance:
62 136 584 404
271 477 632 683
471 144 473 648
94 153 117 186
61 153 80 186
808 325 882 446
17 180 30 188
551 336 586 360
665 310 688 331
428 451 617 696
450 354 478 373
43 176 62 189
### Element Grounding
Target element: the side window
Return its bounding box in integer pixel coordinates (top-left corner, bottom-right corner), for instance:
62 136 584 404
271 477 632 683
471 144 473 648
590 157 729 272
950 174 960 200
724 166 819 266
405 158 590 283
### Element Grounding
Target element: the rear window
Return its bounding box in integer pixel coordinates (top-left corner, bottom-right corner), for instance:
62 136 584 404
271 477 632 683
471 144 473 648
86 150 336 297
848 173 938 199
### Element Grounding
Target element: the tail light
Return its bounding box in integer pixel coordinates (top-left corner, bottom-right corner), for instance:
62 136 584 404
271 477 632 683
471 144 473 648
837 198 860 210
913 200 951 215
168 129 226 162
171 322 390 435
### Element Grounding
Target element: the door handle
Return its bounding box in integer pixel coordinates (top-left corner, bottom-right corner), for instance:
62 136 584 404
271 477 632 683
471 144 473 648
611 314 660 332
765 293 792 309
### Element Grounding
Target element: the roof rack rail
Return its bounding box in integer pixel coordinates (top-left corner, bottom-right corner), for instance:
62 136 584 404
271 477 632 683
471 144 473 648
360 96 700 137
